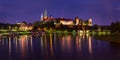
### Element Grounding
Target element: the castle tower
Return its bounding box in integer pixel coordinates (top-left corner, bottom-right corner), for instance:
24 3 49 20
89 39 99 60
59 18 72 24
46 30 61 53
75 17 79 25
41 13 43 21
88 18 92 26
43 9 48 19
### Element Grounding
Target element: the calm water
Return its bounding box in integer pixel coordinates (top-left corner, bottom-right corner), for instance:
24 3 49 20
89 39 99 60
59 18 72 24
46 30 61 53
0 33 120 60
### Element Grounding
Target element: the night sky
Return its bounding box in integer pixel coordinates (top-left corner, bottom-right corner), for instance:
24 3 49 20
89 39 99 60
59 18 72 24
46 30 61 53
0 0 120 25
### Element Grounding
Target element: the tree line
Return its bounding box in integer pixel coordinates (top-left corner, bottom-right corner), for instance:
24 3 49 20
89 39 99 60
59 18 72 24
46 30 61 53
0 23 19 30
111 22 120 34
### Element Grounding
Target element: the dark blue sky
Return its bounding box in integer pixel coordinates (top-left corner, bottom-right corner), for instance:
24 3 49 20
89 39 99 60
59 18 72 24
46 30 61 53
0 0 120 25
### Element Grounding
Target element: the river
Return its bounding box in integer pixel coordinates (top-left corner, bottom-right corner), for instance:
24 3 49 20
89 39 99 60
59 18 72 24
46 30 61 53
0 33 120 60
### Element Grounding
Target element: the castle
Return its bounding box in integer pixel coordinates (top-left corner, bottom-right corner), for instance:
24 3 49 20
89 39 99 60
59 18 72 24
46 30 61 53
16 10 93 31
41 10 92 27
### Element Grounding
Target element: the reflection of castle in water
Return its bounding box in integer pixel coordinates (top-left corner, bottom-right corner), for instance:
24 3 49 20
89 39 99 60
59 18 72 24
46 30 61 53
39 33 93 54
0 33 93 59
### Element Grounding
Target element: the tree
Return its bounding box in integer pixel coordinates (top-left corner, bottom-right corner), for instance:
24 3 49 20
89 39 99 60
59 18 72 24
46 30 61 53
110 22 120 34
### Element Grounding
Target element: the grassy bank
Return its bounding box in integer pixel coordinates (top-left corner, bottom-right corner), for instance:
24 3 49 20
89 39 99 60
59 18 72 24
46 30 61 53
46 30 77 34
94 35 120 43
0 30 31 35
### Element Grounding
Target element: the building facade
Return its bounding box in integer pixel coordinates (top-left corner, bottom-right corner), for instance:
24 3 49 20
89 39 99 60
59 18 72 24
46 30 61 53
17 22 33 31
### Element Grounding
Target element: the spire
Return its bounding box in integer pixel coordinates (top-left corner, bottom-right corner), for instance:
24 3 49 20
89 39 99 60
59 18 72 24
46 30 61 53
41 13 43 21
43 9 47 19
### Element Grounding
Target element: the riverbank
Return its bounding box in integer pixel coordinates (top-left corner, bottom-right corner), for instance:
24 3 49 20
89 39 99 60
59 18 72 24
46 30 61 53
94 35 120 43
0 29 111 35
0 30 31 36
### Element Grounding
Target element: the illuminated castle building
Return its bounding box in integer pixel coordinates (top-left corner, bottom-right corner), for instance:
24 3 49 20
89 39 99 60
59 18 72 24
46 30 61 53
16 22 33 31
41 10 92 27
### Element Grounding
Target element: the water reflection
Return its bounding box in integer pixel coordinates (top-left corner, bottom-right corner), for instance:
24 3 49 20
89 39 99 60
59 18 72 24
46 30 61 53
8 37 11 60
0 33 120 60
76 35 82 53
50 33 54 56
88 36 92 54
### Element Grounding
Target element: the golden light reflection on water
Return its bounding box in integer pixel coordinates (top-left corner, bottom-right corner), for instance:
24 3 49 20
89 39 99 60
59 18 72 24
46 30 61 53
30 35 33 54
61 35 72 53
8 37 11 60
78 34 93 54
50 34 53 56
19 35 27 59
44 34 49 60
88 36 92 54
40 33 44 56
0 33 94 59
66 35 72 52
61 36 65 52
76 35 82 53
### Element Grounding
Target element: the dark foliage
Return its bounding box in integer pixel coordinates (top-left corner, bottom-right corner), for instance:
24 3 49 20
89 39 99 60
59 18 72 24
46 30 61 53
0 23 19 29
33 21 55 30
110 22 120 34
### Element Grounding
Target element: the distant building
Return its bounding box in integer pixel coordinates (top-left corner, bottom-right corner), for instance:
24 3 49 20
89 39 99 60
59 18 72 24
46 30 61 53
88 18 92 26
55 18 73 25
75 17 80 25
16 22 33 31
40 10 93 29
40 13 43 21
43 9 48 20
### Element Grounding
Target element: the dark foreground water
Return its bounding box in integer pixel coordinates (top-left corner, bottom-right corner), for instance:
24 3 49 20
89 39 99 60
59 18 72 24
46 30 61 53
0 33 120 60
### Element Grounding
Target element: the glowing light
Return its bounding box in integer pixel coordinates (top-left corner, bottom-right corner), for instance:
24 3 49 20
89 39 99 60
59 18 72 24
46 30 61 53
88 18 92 26
50 34 54 56
76 35 82 53
60 21 73 25
76 18 79 25
88 36 92 54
